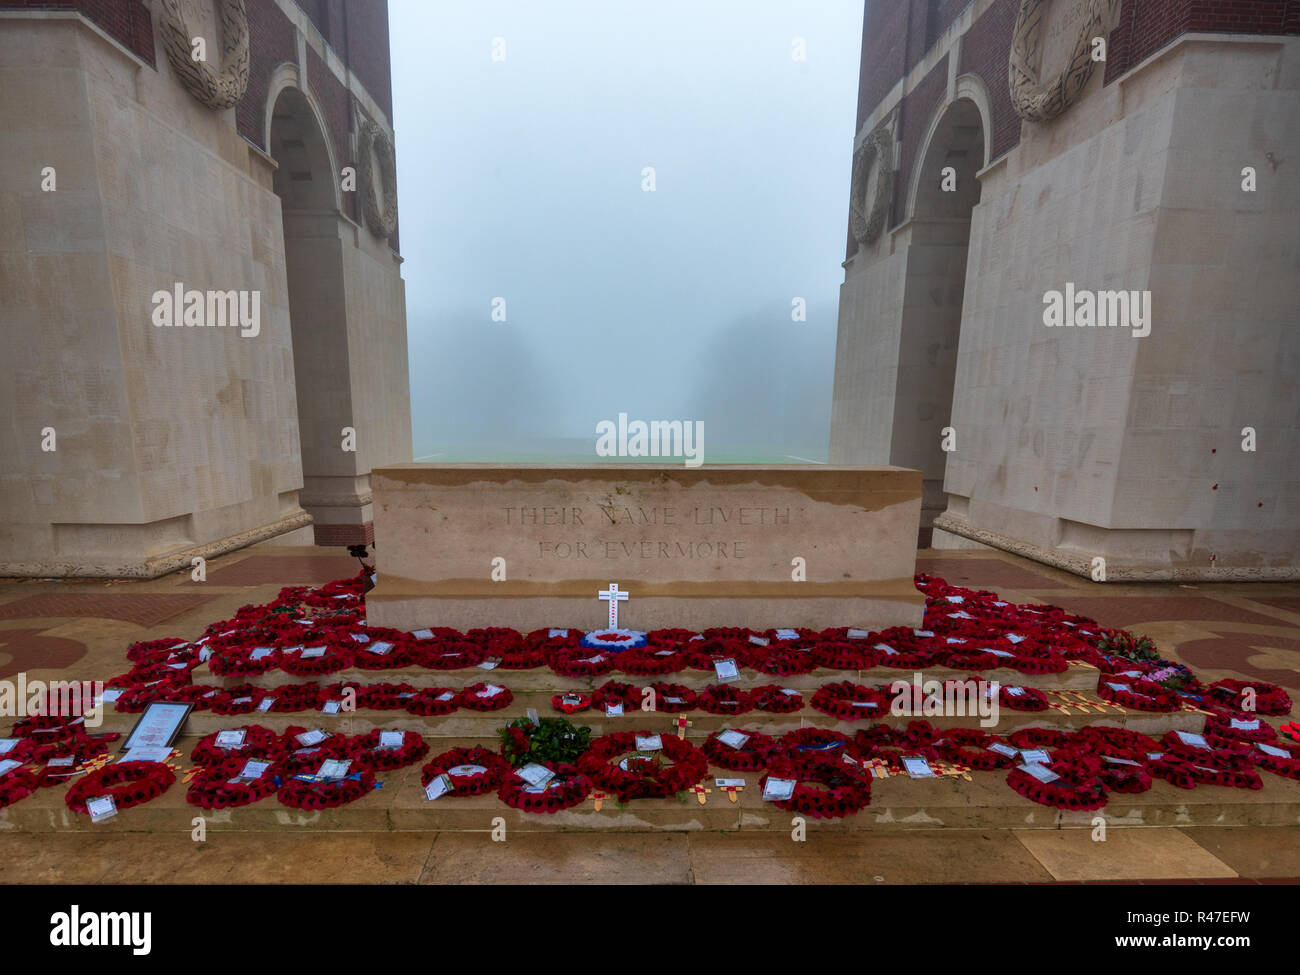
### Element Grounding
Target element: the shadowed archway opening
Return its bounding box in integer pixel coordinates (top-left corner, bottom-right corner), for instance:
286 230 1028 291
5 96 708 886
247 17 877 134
892 96 984 545
269 86 357 544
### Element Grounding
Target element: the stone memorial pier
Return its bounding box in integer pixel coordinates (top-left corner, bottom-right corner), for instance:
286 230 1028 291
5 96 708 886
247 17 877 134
367 465 923 632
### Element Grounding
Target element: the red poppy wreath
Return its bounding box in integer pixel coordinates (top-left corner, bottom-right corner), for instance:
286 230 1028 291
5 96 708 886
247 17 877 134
66 761 176 816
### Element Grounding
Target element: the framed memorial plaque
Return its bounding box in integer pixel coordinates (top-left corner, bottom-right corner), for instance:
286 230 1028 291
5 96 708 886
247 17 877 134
121 701 193 752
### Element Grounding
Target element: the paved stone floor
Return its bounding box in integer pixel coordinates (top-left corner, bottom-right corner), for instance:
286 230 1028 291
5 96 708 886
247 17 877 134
1 543 1296 884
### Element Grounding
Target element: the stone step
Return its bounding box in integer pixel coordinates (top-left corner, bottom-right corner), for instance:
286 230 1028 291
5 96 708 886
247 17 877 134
98 691 1207 739
7 735 1298 834
190 660 1103 693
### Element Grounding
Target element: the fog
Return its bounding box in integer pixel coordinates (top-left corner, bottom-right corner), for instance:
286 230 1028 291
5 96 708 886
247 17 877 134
390 0 863 463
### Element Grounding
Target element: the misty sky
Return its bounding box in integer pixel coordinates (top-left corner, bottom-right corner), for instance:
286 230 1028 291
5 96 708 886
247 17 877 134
389 1 864 461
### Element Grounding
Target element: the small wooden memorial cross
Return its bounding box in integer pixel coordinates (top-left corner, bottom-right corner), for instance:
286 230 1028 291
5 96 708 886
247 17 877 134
719 784 743 803
861 758 892 779
598 582 628 628
688 784 710 805
590 790 608 812
672 716 692 740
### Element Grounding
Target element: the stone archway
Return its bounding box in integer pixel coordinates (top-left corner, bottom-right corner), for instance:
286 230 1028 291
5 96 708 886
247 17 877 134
891 95 986 545
268 83 362 544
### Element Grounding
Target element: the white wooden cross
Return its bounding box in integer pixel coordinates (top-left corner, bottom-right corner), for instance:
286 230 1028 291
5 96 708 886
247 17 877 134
598 582 629 628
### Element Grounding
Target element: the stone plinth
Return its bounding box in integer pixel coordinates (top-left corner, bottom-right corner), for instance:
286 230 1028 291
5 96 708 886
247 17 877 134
367 465 923 632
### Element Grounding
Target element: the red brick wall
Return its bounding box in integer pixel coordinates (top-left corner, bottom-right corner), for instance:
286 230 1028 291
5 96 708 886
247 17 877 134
342 0 393 123
857 0 910 131
236 0 297 151
1107 0 1299 81
895 54 950 228
306 42 354 221
3 0 155 64
959 0 1020 161
313 521 374 547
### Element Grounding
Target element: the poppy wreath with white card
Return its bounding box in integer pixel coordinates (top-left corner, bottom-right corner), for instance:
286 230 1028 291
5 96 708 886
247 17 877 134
208 647 281 677
0 763 41 810
111 685 171 713
66 761 176 816
810 681 889 721
276 726 354 776
125 637 194 664
416 639 487 671
684 637 749 671
591 680 642 712
346 729 429 771
931 729 1017 771
496 646 549 669
750 684 804 714
1208 679 1292 716
209 684 268 715
695 684 754 715
350 639 414 671
1158 731 1254 772
1070 725 1159 759
157 683 223 711
702 729 779 771
1203 711 1277 743
282 642 356 677
550 692 593 715
1005 756 1107 811
190 724 288 765
457 682 514 711
421 746 512 796
186 757 280 809
524 627 582 651
264 683 326 712
759 754 871 819
1253 742 1300 781
782 727 854 759
811 641 879 670
276 765 376 810
497 761 591 813
1092 754 1153 794
643 683 698 713
1095 677 1181 712
404 686 460 716
942 648 1003 671
1006 647 1070 675
645 627 698 649
1145 754 1199 790
577 732 709 801
547 647 616 678
616 648 689 676
1007 727 1072 751
998 685 1050 711
745 644 818 676
355 682 420 711
105 662 190 689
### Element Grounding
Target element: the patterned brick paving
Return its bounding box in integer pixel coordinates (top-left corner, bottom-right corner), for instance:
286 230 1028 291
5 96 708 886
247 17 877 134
0 628 87 681
1045 596 1287 630
0 593 214 628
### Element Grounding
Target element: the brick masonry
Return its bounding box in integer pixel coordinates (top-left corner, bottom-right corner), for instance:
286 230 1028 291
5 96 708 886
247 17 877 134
848 0 1300 259
5 0 397 247
313 521 375 548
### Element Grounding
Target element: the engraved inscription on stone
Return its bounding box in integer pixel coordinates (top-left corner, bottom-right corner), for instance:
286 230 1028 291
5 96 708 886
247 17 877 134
497 503 810 563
